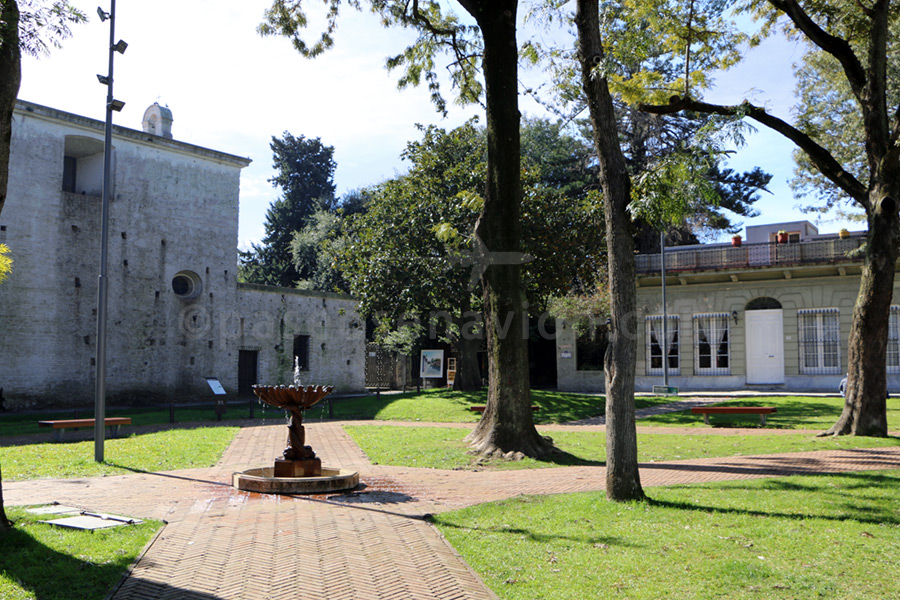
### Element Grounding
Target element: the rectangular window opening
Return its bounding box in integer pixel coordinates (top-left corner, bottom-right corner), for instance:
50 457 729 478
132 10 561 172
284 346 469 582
293 335 311 372
888 306 900 374
798 308 841 375
576 327 608 371
646 315 680 376
693 313 730 375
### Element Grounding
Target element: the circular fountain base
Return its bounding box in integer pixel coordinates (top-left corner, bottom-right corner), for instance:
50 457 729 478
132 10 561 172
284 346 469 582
233 467 359 494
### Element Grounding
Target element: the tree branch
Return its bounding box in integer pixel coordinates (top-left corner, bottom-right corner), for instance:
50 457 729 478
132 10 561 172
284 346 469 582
767 0 866 97
641 96 869 203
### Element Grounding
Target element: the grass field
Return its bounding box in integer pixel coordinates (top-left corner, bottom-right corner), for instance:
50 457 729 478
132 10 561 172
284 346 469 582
432 470 900 599
0 403 286 438
345 424 900 470
638 395 900 430
0 506 162 600
0 427 239 481
303 389 675 424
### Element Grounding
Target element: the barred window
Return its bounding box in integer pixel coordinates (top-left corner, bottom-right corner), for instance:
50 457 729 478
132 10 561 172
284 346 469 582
798 309 840 374
646 316 680 375
694 313 730 375
888 306 900 373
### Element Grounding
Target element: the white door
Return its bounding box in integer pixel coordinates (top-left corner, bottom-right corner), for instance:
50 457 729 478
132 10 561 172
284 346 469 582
745 309 785 384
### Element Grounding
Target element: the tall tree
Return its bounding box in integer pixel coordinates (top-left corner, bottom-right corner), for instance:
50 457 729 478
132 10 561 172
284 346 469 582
575 0 645 501
640 0 899 437
339 119 601 391
239 132 336 288
567 0 748 499
0 0 85 534
261 0 552 457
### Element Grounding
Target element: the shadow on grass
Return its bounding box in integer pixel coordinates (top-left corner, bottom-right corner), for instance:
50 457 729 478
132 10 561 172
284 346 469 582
531 391 605 424
639 397 847 429
648 471 900 526
429 514 633 549
0 519 212 600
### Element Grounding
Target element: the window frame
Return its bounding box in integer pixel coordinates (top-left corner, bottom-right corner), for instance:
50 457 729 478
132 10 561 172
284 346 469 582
798 308 841 375
693 313 731 375
293 334 311 372
645 315 680 376
888 306 900 374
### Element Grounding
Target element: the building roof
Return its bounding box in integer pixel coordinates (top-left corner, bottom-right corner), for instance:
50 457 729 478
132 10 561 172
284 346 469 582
15 100 252 168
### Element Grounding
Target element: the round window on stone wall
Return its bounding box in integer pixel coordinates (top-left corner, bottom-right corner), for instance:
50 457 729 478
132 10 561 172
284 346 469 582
172 270 202 299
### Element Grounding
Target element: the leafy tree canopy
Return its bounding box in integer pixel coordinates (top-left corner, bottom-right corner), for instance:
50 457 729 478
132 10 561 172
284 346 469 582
0 0 85 56
339 117 603 327
259 0 483 115
0 243 10 282
789 14 900 219
239 132 336 288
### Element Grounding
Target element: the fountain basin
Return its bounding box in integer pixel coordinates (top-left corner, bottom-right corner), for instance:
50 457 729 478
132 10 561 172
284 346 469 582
233 466 359 494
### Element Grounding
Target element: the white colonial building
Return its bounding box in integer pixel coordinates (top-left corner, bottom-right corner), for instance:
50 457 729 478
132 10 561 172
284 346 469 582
0 100 365 409
557 220 900 393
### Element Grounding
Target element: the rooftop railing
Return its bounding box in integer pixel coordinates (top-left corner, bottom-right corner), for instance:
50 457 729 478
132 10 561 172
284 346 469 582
635 236 866 275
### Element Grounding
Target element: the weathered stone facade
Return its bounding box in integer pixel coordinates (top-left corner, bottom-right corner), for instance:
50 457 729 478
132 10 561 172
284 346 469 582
0 101 364 409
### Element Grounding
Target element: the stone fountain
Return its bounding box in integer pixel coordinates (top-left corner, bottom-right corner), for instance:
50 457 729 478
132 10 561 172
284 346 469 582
232 384 359 494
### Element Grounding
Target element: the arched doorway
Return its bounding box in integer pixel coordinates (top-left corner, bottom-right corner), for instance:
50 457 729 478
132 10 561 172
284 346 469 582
744 298 785 384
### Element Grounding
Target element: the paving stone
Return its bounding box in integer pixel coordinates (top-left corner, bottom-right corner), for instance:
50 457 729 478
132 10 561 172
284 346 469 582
4 417 900 599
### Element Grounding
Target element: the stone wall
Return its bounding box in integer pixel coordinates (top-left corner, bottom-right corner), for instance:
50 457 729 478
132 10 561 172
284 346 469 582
0 101 365 409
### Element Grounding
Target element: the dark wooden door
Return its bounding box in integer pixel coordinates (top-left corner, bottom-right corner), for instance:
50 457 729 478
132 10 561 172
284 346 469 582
238 350 259 397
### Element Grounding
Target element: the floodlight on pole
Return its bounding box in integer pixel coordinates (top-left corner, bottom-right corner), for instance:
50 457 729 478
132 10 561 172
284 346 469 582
94 0 125 463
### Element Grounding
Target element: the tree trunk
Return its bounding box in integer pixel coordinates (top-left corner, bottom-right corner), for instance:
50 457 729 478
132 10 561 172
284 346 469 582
452 332 483 391
823 193 898 437
0 0 21 532
0 0 21 217
576 0 645 500
0 462 9 532
458 0 551 458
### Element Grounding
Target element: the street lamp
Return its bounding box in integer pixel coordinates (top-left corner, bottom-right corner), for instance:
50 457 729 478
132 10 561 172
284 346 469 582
94 0 126 463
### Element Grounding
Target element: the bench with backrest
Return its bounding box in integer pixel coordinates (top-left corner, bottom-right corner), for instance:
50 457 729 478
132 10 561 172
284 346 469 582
38 417 132 442
691 406 776 426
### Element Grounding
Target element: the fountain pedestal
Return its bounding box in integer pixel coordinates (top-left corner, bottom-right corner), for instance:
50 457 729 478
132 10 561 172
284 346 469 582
274 457 321 477
233 384 359 494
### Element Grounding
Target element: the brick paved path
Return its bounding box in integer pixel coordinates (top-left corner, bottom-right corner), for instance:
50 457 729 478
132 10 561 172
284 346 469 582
6 421 900 599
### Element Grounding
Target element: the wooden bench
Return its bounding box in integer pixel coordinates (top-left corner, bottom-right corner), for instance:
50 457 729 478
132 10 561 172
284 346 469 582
469 405 540 413
691 406 777 426
38 417 132 442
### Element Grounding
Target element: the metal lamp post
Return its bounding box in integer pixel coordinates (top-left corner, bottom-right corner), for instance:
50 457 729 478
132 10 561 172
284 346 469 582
660 230 668 388
94 1 126 462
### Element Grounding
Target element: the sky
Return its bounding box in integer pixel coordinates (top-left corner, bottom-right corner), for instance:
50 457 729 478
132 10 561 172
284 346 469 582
18 0 861 250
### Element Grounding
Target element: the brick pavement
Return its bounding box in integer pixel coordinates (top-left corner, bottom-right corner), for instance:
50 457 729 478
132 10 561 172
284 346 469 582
5 420 900 599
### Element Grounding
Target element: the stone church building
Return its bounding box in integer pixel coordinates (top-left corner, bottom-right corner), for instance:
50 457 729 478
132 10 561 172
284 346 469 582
0 100 365 409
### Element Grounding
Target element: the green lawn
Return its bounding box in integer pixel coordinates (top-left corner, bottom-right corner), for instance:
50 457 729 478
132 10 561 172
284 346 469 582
0 427 239 481
0 506 162 600
345 424 900 470
639 395 900 430
304 388 673 424
431 471 900 599
0 403 285 438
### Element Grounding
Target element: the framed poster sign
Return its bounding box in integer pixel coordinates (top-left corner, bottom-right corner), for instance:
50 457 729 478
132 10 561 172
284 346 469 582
420 350 445 378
